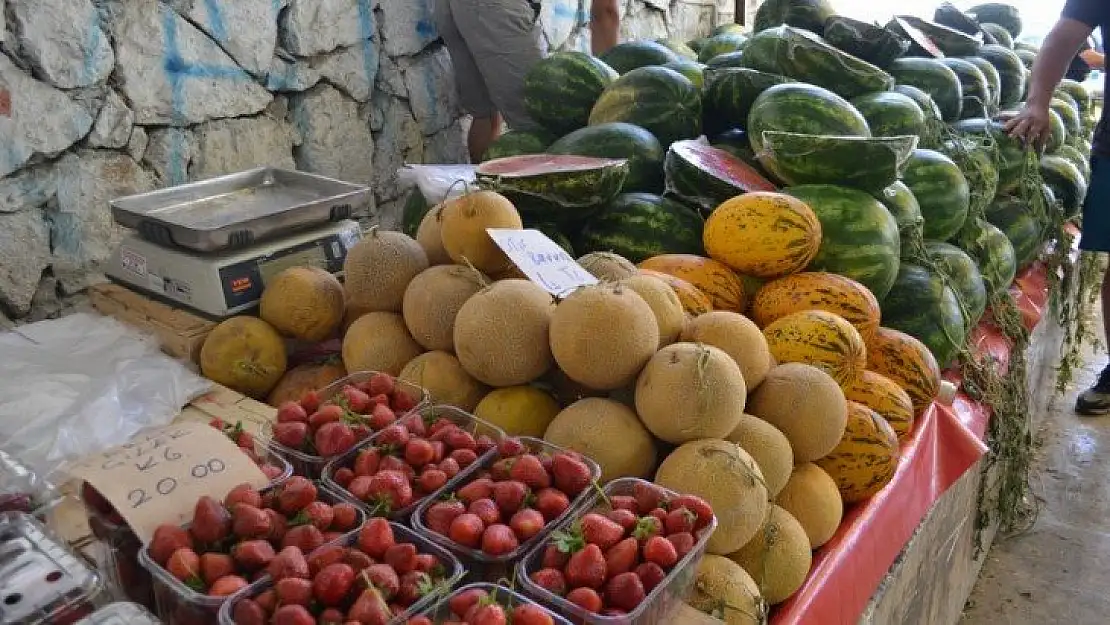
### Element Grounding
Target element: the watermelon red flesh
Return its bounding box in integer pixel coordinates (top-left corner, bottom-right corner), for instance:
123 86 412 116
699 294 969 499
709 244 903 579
475 154 630 225
984 197 1044 269
880 262 968 368
548 122 665 194
924 240 988 329
954 217 1016 298
888 57 964 123
886 17 945 58
850 91 928 138
523 51 619 137
901 148 970 242
746 82 872 155
577 192 705 262
588 66 703 149
664 140 778 214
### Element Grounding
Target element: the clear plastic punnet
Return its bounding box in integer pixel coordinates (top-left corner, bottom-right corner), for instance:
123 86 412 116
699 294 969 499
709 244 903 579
0 449 64 521
73 602 161 625
407 583 572 624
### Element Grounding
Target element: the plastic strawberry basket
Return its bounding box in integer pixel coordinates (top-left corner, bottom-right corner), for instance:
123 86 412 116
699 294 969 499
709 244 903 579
263 371 430 478
411 437 601 584
216 521 465 625
321 404 506 522
138 482 364 625
517 477 718 625
407 582 573 624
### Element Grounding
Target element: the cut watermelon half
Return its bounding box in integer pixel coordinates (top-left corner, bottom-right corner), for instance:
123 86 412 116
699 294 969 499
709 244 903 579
475 154 631 223
663 139 777 214
890 17 945 58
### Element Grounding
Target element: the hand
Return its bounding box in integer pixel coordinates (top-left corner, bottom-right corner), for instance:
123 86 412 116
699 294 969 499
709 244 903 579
1003 104 1052 151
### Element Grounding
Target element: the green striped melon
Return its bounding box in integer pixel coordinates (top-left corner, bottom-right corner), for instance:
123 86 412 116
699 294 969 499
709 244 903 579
879 262 967 367
589 66 703 148
901 149 970 241
893 84 943 124
873 181 924 246
924 240 988 328
962 56 1001 107
600 40 680 74
702 67 793 138
482 129 555 162
662 60 707 89
939 58 990 119
578 193 705 263
697 33 748 63
523 51 619 136
984 197 1044 269
548 122 665 194
746 82 871 155
850 91 928 138
888 57 964 122
954 217 1016 298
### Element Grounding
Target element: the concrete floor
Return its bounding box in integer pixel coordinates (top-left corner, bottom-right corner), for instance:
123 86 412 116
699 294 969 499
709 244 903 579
961 338 1110 624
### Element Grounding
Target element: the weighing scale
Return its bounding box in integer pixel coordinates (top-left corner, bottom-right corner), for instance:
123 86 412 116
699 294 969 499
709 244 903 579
104 167 371 318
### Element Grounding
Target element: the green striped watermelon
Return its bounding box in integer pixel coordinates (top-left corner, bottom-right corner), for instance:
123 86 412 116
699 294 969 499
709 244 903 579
401 187 430 237
697 33 748 63
714 23 746 36
953 117 1026 194
704 52 746 69
823 15 911 69
850 91 928 138
888 57 964 122
962 56 1001 107
980 23 1014 49
1046 108 1067 153
1040 155 1088 219
954 217 1017 297
1015 48 1036 70
577 193 704 262
1058 79 1093 116
758 132 916 193
874 181 925 242
978 44 1026 107
924 240 988 328
548 123 665 194
753 0 836 34
740 26 894 99
891 16 982 57
532 223 576 256
1050 98 1082 137
902 149 970 241
523 52 619 136
939 58 990 119
482 130 555 162
880 262 967 367
746 83 871 155
600 41 680 74
663 60 707 89
938 136 999 213
783 184 902 298
475 154 630 225
984 197 1044 269
656 39 699 61
893 84 944 123
663 139 777 214
589 66 702 148
702 68 792 138
1056 145 1092 181
967 4 1022 38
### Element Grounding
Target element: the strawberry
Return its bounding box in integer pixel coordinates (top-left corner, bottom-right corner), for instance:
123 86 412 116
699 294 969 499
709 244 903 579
358 518 395 558
363 563 400 597
265 508 288 543
344 549 375 571
633 515 663 542
475 434 497 454
604 537 639 577
667 531 696 560
233 539 276 571
199 552 234 586
534 488 571 522
456 477 494 504
635 562 667 593
384 543 418 575
606 571 646 611
315 421 356 456
405 617 433 625
491 480 529 514
404 438 436 466
648 507 668 524
277 402 309 423
268 546 310 580
632 482 666 513
428 440 447 462
272 421 309 449
309 404 345 429
377 423 410 446
307 544 347 576
512 604 555 625
664 506 697 534
417 468 448 493
481 523 519 555
318 608 346 624
608 495 638 512
364 470 414 512
395 570 432 605
490 458 514 481
224 483 263 509
353 447 383 476
580 513 624 549
442 428 476 451
497 438 527 457
415 553 440 573
566 587 603 613
368 372 395 396
277 477 317 514
551 453 591 496
271 604 314 625
564 543 607 589
299 390 321 414
469 603 508 625
368 403 397 429
530 566 568 595
509 454 551 489
541 544 570 569
425 499 467 535
342 386 372 413
510 508 546 540
208 574 249 597
231 503 272 539
671 494 714 530
331 502 360 531
643 535 679 568
469 498 501 526
607 508 638 533
276 575 314 606
348 586 393 624
450 448 479 468
231 598 266 625
448 587 487 617
191 496 231 544
447 513 484 548
302 501 335 531
255 588 277 612
347 475 374 501
332 467 355 487
149 524 192 566
282 525 324 552
166 547 200 586
313 562 355 606
380 455 416 479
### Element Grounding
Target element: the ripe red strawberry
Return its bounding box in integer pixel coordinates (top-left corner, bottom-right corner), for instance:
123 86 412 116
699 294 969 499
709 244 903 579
438 456 461 478
566 587 603 613
541 544 569 569
208 575 248 597
450 448 479 468
648 507 668 524
481 523 519 555
607 508 638 532
166 547 200 584
448 587 487 617
377 423 410 446
302 501 335 531
231 598 266 624
199 552 234 586
534 488 570 522
564 543 607 589
665 506 697 534
299 389 321 414
342 386 371 413
363 563 400 597
277 402 309 423
368 403 397 429
643 535 679 568
510 508 545 540
635 562 667 592
368 373 395 396
490 458 514 481
353 447 383 477
191 496 231 544
448 513 484 548
456 477 494 504
580 513 624 549
384 543 418 575
469 498 501 526
273 421 309 449
439 428 475 451
512 603 556 625
277 477 317 514
608 495 638 511
318 607 346 624
671 494 714 530
404 438 436 466
417 468 448 493
405 617 433 625
149 524 192 566
633 515 663 542
313 563 355 606
470 604 508 625
224 483 263 509
632 482 666 513
365 470 414 511
424 499 467 535
606 572 646 611
332 467 355 488
307 545 347 576
491 480 529 514
268 546 310 580
231 503 271 539
380 455 416 479
667 532 697 560
358 518 395 558
309 404 345 429
497 438 527 457
281 525 324 552
551 453 591 496
415 553 440 573
530 567 568 596
347 586 392 624
232 539 276 571
344 549 374 571
604 537 639 577
315 421 356 456
475 434 497 454
331 502 360 531
395 570 431 605
510 454 551 489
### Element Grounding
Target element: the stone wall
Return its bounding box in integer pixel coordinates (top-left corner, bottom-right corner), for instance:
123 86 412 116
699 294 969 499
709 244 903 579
0 0 729 326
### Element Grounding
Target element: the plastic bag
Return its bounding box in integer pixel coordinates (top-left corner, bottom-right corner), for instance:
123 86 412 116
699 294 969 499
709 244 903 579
0 449 62 518
0 313 211 479
397 164 476 206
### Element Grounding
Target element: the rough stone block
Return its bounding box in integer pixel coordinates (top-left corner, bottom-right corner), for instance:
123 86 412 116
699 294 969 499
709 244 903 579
0 53 93 178
314 41 378 102
143 127 196 186
172 0 281 76
380 0 437 57
127 127 149 162
619 6 669 41
280 0 374 57
9 0 114 89
0 163 57 214
540 0 584 50
87 91 134 149
191 115 298 180
0 208 50 316
375 53 407 97
290 84 375 185
424 119 468 164
370 94 423 203
267 55 321 92
401 47 458 136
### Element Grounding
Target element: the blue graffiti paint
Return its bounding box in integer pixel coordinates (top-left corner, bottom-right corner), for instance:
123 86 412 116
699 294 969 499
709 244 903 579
550 1 576 20
201 0 229 44
83 5 104 86
355 0 377 93
162 10 188 185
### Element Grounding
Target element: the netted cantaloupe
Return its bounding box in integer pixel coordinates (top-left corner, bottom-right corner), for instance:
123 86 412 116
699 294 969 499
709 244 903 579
845 370 915 441
474 386 562 438
415 204 451 265
342 312 424 376
866 327 941 416
727 415 794 498
200 317 288 399
439 190 522 274
703 191 823 278
344 228 429 313
635 343 746 444
762 310 866 388
655 439 769 554
267 359 347 407
746 363 848 463
619 274 686 347
639 254 749 313
682 311 774 391
399 351 488 411
751 272 882 344
775 463 843 549
259 266 346 341
729 505 812 605
454 279 554 386
544 398 657 482
688 555 765 625
402 265 488 352
578 252 637 281
815 401 900 503
549 284 659 390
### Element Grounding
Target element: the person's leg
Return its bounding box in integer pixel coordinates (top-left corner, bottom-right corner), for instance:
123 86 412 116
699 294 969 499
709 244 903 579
467 112 503 164
433 0 498 162
1075 154 1110 414
590 0 620 56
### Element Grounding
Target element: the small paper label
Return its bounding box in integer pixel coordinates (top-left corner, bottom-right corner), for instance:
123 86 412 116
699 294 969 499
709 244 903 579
487 228 598 297
65 421 268 544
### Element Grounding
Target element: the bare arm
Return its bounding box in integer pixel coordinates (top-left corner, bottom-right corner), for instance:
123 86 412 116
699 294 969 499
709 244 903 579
590 0 619 56
1081 48 1106 69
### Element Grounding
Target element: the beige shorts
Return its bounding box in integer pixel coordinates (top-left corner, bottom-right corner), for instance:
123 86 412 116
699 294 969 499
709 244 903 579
434 0 546 131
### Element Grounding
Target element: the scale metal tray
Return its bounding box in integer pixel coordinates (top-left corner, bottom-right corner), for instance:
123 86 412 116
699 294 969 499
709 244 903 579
110 167 371 252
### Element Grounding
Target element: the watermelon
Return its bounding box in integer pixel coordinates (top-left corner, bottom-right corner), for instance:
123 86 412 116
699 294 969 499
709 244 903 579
703 68 790 138
746 83 871 155
851 92 928 138
1015 48 1036 70
893 84 944 123
1050 98 1082 137
891 16 983 56
663 140 777 214
963 56 1002 107
1056 145 1092 181
822 15 910 69
589 66 702 148
938 136 999 213
656 39 699 60
687 38 708 54
1040 155 1088 219
600 41 680 74
980 23 1014 49
577 193 704 262
933 3 988 38
1053 90 1082 121
953 117 1026 194
523 52 619 136
704 52 746 69
984 197 1044 269
548 123 665 194
739 26 894 99
954 217 1017 297
697 33 748 63
939 58 991 119
532 223 576 256
880 262 967 367
888 57 964 122
887 17 946 59
714 24 746 36
1046 108 1067 153
967 4 1022 38
902 149 970 241
482 130 555 162
924 240 988 328
874 181 924 236
475 155 630 224
1058 79 1093 116
753 0 836 35
663 60 706 88
782 184 902 298
1073 136 1093 158
978 44 1026 107
758 132 917 193
400 186 431 237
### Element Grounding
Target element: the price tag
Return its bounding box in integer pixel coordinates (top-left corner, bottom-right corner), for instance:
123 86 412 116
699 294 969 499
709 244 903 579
65 421 268 544
487 228 598 297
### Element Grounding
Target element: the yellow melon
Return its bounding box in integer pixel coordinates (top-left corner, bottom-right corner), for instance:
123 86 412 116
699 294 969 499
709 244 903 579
815 401 900 504
775 463 843 549
267 359 347 407
634 343 746 444
344 228 429 313
762 309 866 388
399 351 488 411
750 272 882 344
342 312 423 376
577 252 637 281
638 269 713 316
473 386 562 438
258 266 345 342
638 254 749 313
439 190 522 274
703 191 822 278
618 274 686 347
729 505 812 605
844 370 915 441
544 397 657 482
866 326 941 417
415 204 451 265
688 555 765 625
200 317 287 399
746 363 848 463
402 265 488 352
453 279 554 386
727 414 794 498
682 311 774 391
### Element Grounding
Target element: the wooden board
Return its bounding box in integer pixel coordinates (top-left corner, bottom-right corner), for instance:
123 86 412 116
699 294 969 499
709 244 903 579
88 282 215 363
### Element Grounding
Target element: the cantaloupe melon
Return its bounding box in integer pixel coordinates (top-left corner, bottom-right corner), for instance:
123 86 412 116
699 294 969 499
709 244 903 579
439 190 522 274
259 266 345 341
682 311 774 391
543 397 657 483
344 228 429 313
729 505 812 605
655 439 769 554
746 363 848 463
549 284 659 391
774 463 843 549
727 415 794 498
815 402 900 503
577 252 637 281
342 312 424 376
688 555 765 625
634 343 746 444
200 317 288 399
267 359 347 407
618 274 686 347
402 265 488 352
399 351 488 411
474 386 562 438
453 279 555 386
415 204 451 265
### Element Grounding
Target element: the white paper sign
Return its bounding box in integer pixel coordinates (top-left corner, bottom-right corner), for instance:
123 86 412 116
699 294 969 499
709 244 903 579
487 228 598 297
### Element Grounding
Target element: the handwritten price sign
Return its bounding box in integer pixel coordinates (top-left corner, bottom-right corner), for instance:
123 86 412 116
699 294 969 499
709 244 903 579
66 421 268 544
487 228 598 297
